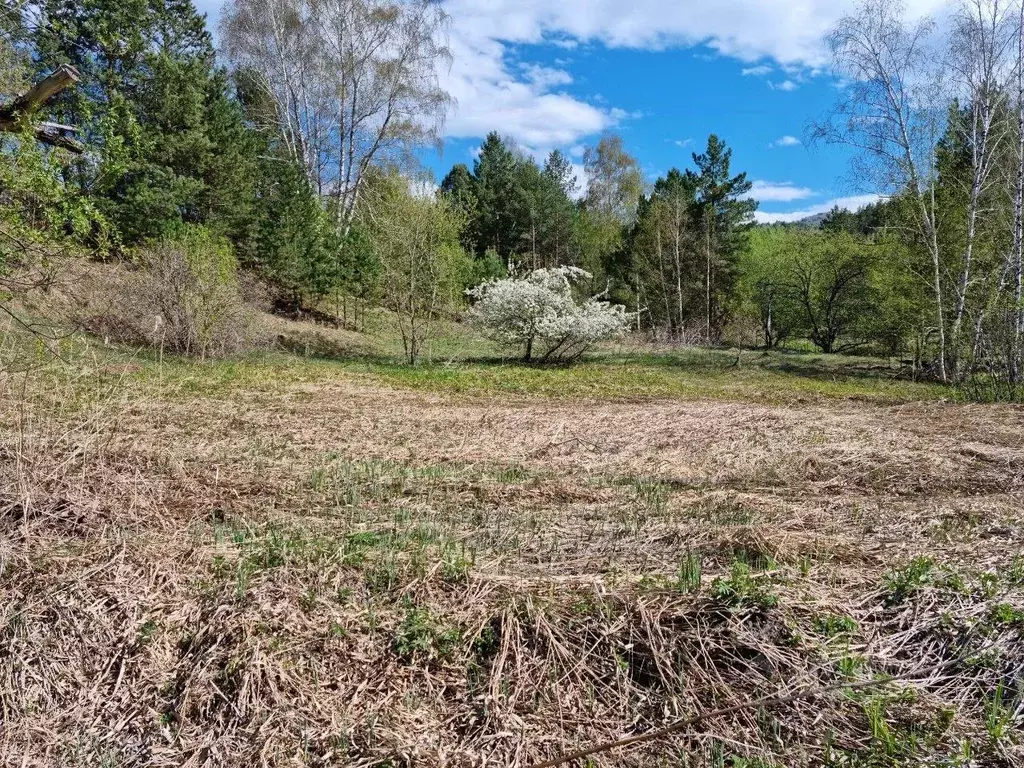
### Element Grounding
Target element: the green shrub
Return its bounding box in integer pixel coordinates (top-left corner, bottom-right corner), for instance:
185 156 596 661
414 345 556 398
143 225 252 357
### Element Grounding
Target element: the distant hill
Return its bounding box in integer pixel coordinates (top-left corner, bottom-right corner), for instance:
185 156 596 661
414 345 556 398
755 212 827 229
792 212 828 228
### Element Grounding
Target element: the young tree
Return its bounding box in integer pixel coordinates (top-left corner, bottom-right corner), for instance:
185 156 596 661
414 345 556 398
788 232 878 354
255 156 342 311
361 172 468 364
821 0 950 375
467 267 628 363
630 168 700 338
739 227 803 348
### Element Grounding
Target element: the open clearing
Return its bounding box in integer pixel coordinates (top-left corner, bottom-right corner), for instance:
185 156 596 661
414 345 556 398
2 351 1023 766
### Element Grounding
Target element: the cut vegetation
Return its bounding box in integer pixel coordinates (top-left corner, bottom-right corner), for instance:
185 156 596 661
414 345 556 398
2 326 1022 766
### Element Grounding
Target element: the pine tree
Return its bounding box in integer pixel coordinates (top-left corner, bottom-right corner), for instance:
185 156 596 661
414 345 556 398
692 134 756 341
439 163 479 253
539 150 578 268
472 132 525 261
31 0 262 246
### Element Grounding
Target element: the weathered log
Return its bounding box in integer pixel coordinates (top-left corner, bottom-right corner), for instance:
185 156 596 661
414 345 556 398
0 65 83 154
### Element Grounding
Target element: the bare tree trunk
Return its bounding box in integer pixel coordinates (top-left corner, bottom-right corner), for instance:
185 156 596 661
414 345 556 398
1015 0 1024 381
951 99 989 355
950 0 1008 372
635 273 642 333
656 227 671 338
705 212 712 345
672 202 684 338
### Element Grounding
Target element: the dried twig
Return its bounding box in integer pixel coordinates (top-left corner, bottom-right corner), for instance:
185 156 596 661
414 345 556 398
529 656 966 768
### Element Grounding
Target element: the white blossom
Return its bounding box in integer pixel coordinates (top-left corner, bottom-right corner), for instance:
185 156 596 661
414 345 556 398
466 266 628 362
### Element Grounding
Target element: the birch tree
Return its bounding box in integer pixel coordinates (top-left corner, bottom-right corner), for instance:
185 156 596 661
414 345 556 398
360 171 466 364
820 0 950 376
221 0 451 227
1010 0 1024 380
822 0 1022 380
947 0 1014 361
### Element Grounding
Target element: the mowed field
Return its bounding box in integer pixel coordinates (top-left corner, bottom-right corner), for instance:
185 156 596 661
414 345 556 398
2 346 1023 767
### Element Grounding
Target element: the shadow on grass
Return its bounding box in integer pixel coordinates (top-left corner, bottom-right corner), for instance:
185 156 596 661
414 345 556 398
598 346 923 386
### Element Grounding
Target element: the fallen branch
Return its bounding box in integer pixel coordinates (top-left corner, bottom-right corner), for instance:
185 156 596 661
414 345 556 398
0 64 83 154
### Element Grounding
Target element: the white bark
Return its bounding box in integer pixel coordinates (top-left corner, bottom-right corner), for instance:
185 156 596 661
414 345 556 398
221 0 451 225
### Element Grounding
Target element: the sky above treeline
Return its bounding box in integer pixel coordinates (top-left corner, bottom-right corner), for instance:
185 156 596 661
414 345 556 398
193 0 954 223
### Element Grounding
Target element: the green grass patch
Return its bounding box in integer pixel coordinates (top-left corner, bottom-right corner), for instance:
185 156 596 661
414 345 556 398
40 330 952 407
337 351 949 404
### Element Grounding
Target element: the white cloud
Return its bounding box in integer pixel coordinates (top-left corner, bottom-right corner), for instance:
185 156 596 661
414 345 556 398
442 14 616 147
769 135 801 148
747 180 814 202
521 64 574 89
741 64 772 76
674 138 694 148
547 36 580 50
439 0 950 152
755 194 884 224
443 0 951 67
569 162 588 200
198 0 953 159
769 79 798 91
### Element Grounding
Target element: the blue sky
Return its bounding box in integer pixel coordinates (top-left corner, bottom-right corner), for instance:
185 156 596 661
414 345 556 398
194 0 952 222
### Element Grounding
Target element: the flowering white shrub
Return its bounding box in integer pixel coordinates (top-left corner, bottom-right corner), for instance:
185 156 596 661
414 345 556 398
466 266 628 362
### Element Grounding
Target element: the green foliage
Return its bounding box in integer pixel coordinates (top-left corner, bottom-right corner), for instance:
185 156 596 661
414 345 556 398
256 157 344 306
0 133 104 249
471 132 526 260
739 227 916 355
393 601 461 663
692 134 757 338
820 200 899 237
983 682 1018 744
626 135 755 340
676 552 702 593
740 227 807 348
30 0 264 249
467 247 507 287
812 613 858 638
361 171 471 364
630 167 700 337
583 132 643 225
144 225 245 358
883 556 935 606
439 162 479 252
455 133 585 276
710 560 778 609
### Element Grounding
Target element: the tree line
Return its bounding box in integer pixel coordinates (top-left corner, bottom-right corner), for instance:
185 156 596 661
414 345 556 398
809 0 1024 392
439 131 759 344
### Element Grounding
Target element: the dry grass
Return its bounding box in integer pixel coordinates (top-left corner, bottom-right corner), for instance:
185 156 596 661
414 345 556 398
1 347 1023 767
